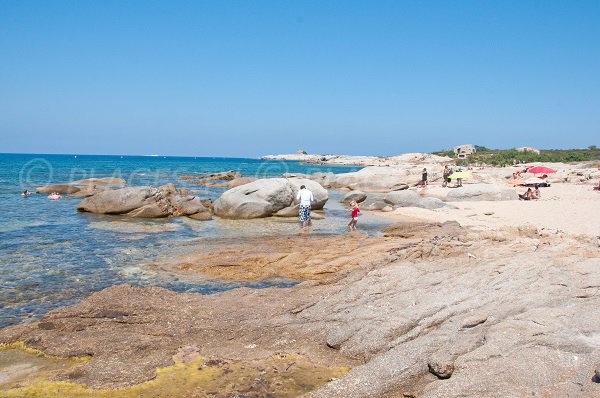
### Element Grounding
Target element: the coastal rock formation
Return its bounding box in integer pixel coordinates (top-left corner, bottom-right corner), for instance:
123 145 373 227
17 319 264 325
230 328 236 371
2 225 598 397
326 166 441 192
384 190 448 209
331 167 412 192
36 184 81 194
287 178 328 208
70 187 111 198
225 176 257 188
70 177 126 187
76 185 213 220
36 177 126 195
157 234 400 280
213 178 328 219
180 170 243 186
384 190 420 206
261 152 452 167
309 172 338 189
445 184 518 202
77 187 157 214
199 170 242 181
360 199 389 211
340 191 367 204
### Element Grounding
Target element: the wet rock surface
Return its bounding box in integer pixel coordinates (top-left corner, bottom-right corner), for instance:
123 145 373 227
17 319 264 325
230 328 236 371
1 223 600 397
155 234 403 281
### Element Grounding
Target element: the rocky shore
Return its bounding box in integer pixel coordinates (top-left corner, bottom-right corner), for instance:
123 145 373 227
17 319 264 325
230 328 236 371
4 156 600 397
2 219 600 397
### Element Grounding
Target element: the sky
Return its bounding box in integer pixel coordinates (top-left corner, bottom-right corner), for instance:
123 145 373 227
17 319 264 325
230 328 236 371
0 1 599 157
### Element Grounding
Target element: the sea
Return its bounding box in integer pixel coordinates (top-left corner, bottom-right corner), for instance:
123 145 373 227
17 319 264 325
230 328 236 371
0 153 390 328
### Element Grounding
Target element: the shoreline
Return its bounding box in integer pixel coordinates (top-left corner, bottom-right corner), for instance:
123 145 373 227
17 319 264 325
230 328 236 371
2 214 599 396
2 156 600 397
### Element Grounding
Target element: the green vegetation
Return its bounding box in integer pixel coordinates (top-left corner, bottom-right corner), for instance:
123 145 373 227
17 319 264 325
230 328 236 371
433 146 600 166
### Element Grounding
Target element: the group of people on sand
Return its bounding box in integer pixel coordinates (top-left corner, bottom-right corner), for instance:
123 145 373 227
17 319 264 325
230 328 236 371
296 185 360 232
519 186 541 201
418 165 463 188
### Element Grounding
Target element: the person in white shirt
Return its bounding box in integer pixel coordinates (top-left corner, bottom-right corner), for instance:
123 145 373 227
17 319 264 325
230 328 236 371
296 185 314 228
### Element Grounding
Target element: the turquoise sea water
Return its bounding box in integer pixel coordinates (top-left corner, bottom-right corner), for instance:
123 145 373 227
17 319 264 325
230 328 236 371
0 153 384 328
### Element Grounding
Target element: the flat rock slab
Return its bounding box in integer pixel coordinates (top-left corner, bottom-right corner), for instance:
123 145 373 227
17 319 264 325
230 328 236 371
2 226 600 397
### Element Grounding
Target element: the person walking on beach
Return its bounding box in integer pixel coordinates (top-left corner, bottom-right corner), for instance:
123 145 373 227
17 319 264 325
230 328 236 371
419 168 428 187
347 200 360 231
442 165 450 187
297 185 314 229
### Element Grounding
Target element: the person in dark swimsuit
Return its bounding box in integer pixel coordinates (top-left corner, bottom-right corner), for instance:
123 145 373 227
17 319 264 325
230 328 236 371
420 168 428 187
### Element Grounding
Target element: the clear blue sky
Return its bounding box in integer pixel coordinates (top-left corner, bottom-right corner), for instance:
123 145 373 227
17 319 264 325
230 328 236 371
1 1 599 157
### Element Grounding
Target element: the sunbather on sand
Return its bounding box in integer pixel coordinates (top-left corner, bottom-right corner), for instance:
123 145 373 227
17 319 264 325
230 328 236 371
519 188 533 201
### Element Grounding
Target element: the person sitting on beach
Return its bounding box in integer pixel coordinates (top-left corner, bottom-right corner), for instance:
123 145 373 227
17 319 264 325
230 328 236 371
22 189 30 196
519 188 533 201
532 186 541 199
296 185 313 229
347 200 360 231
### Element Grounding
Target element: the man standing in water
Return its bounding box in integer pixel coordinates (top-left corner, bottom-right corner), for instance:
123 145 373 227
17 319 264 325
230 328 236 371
297 185 314 229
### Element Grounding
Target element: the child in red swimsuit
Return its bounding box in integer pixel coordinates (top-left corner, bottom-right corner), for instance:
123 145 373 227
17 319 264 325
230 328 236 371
348 201 360 231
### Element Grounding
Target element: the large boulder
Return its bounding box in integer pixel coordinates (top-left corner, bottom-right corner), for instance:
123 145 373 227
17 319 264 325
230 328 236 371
77 187 157 214
173 196 211 217
126 203 168 218
384 190 448 209
417 197 448 209
71 177 126 187
198 170 242 181
77 185 213 220
226 177 257 188
330 166 419 193
36 184 81 194
273 204 300 217
214 179 295 219
38 178 126 195
384 190 420 206
287 178 328 209
360 199 389 211
71 187 112 198
445 184 518 202
214 178 328 219
310 172 337 189
340 191 367 204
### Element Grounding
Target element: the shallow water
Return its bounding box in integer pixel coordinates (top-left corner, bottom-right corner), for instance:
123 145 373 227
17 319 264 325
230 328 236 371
0 154 390 328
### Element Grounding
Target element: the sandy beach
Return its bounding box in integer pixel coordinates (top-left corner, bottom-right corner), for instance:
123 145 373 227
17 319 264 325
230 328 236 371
386 183 600 237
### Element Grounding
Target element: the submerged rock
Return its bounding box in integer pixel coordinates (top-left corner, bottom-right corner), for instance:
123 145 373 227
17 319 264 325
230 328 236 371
36 184 80 194
37 177 126 195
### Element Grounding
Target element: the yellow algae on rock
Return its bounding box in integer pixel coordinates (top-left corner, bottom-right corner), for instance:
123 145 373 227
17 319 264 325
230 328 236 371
0 351 349 398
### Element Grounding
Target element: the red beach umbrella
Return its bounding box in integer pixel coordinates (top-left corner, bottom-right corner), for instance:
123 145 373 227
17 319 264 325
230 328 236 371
527 166 557 174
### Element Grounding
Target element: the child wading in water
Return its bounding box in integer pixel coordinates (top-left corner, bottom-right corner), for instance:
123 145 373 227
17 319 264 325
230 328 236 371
348 201 360 231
